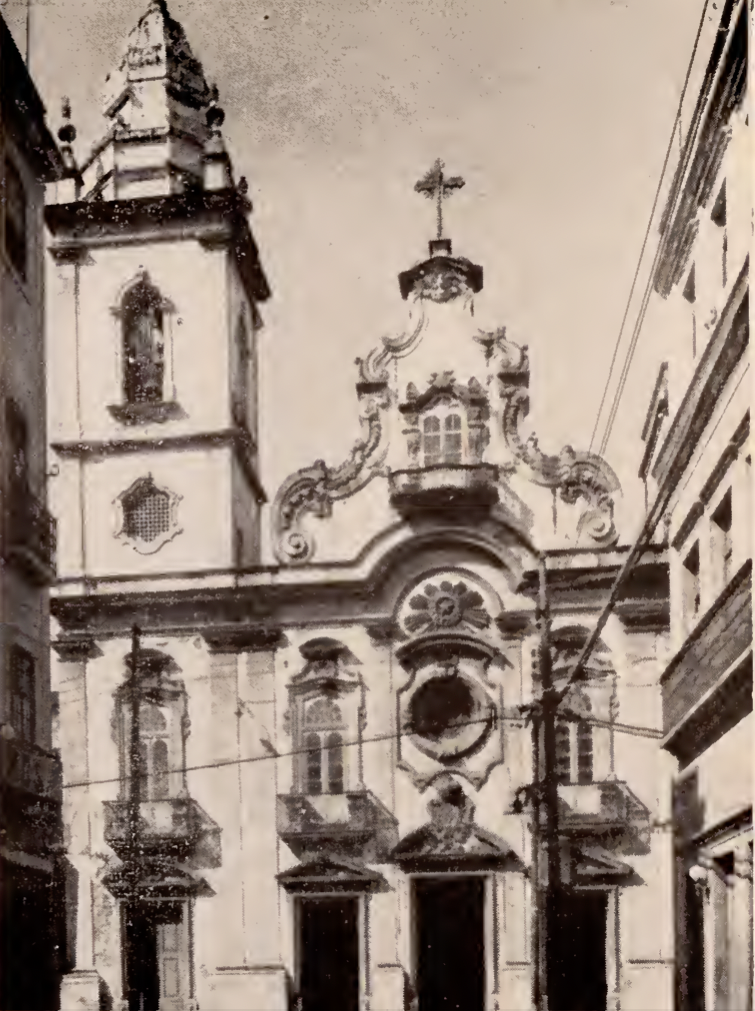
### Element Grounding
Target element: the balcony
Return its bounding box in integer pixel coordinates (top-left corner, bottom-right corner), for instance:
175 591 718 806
389 463 499 517
0 735 63 856
5 482 57 583
557 780 650 836
661 560 752 763
103 797 206 861
277 791 398 859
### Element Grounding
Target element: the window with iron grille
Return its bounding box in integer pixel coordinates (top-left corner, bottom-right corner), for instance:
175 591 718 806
123 480 171 543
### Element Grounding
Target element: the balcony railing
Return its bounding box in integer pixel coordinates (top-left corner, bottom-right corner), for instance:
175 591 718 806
5 482 57 582
662 560 752 748
0 735 63 855
389 463 499 516
103 797 205 860
277 791 398 858
557 780 650 835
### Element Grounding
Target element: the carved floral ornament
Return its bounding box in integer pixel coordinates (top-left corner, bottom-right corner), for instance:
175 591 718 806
401 579 491 636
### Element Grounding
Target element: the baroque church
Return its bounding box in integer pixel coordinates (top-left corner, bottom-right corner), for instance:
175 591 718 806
47 3 674 1010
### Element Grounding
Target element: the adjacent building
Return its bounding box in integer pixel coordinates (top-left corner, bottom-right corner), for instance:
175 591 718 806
0 12 66 1011
607 0 752 1007
46 6 678 1011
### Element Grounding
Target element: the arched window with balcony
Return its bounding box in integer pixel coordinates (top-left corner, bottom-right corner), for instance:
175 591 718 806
139 703 171 800
113 651 189 804
302 697 346 795
554 699 593 785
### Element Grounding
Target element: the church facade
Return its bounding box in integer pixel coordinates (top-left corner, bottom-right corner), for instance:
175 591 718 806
48 4 675 1010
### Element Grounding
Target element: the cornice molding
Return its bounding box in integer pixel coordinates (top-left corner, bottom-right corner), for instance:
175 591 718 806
51 428 266 505
201 627 286 654
51 636 103 662
44 188 270 305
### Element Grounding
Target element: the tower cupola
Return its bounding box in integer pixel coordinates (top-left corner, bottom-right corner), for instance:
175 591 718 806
80 0 219 201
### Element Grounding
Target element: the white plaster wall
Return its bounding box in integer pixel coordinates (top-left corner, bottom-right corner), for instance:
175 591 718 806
688 712 753 834
56 446 233 578
54 240 230 442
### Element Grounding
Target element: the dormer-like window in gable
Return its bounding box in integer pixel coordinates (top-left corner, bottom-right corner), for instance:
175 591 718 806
122 275 167 404
422 408 463 467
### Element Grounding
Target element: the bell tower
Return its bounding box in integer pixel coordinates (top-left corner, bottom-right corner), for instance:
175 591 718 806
45 0 270 582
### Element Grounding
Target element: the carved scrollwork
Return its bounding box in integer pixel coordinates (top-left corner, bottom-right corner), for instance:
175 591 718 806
498 341 620 546
272 389 390 563
355 309 428 387
273 313 427 565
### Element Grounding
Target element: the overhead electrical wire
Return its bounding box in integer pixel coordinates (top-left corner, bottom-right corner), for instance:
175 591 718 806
59 708 664 793
589 0 711 456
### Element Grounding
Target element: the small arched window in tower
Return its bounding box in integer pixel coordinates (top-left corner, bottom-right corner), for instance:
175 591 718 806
422 409 463 466
122 276 166 404
554 701 593 785
302 697 346 795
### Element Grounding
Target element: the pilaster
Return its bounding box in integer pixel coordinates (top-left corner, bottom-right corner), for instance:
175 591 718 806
52 636 102 989
605 887 621 1011
200 628 284 971
728 842 753 1010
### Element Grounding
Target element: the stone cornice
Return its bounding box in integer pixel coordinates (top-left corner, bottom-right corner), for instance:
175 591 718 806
51 428 266 505
201 627 286 654
51 636 103 662
44 188 270 305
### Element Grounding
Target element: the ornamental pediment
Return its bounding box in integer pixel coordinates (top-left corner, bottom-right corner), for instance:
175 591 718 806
391 779 524 869
400 373 487 415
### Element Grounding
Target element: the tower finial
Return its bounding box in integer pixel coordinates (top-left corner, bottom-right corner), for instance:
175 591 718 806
414 159 465 241
58 96 76 145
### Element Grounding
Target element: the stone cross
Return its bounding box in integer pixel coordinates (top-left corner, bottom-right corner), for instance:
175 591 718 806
414 159 465 240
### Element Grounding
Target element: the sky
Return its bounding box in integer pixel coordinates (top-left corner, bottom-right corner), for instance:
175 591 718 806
5 0 705 503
